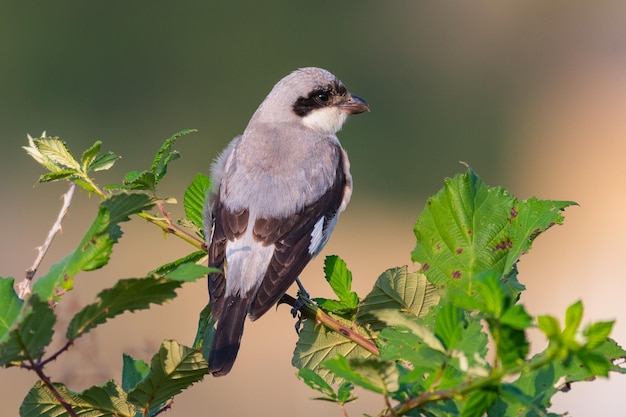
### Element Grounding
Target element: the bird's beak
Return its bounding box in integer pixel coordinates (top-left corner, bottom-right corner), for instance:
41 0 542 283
339 94 370 114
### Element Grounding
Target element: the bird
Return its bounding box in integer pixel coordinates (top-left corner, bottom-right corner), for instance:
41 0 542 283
203 67 369 376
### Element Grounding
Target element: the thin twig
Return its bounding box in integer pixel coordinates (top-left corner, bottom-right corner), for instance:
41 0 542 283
280 294 379 356
137 200 205 250
17 182 76 299
27 357 79 417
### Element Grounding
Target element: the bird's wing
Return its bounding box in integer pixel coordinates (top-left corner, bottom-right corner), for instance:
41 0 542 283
207 198 249 321
248 150 348 320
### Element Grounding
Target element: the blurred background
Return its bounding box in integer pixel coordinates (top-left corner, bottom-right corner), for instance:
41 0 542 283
2 2 626 416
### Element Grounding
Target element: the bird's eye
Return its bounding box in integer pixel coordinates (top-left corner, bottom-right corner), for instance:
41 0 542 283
317 92 330 102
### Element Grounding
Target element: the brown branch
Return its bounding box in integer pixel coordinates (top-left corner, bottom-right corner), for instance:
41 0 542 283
29 361 79 417
18 182 76 299
280 294 379 356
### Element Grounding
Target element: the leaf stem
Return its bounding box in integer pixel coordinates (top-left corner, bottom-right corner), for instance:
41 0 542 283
138 200 205 250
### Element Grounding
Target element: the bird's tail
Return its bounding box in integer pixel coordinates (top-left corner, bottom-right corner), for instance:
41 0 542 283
208 296 249 376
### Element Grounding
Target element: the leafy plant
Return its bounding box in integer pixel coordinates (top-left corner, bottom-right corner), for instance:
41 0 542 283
1 133 624 417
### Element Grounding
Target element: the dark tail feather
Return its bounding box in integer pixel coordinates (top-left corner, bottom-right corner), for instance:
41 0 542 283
209 296 249 376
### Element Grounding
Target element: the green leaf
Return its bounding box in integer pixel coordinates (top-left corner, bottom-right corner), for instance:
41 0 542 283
292 314 375 384
23 134 58 171
150 129 197 183
496 324 529 368
66 276 182 340
298 368 336 399
122 353 150 392
356 267 439 330
315 256 359 315
20 380 134 417
120 170 157 191
81 140 102 171
336 382 355 403
323 356 399 394
32 137 81 170
0 286 55 366
184 173 210 231
89 151 120 172
412 167 575 300
37 169 77 183
500 305 533 330
563 300 583 341
32 193 154 301
472 271 505 317
0 277 23 338
372 309 445 353
165 262 215 282
434 303 464 351
192 303 215 361
537 315 561 339
378 326 447 372
461 388 498 417
575 350 611 377
127 340 208 415
583 321 614 350
149 251 208 277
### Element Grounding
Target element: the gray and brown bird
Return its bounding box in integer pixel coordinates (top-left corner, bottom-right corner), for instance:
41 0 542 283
203 67 369 376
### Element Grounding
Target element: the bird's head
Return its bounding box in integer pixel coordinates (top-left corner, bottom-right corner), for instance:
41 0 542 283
250 67 369 135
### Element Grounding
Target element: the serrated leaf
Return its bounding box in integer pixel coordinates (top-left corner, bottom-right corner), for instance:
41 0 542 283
356 267 439 330
292 315 375 384
583 321 614 350
576 350 611 377
496 325 529 368
336 382 356 403
37 169 77 183
149 251 208 277
461 388 498 417
537 315 561 339
81 140 102 171
473 271 505 317
150 129 197 183
127 340 208 414
122 354 150 393
33 137 81 170
298 368 336 399
500 305 533 330
378 326 447 372
20 380 134 417
89 151 120 172
184 173 210 231
0 277 23 338
121 170 157 191
434 303 464 351
563 300 583 341
323 256 359 311
23 134 58 171
593 338 626 374
33 193 154 301
192 303 215 361
323 356 399 394
0 286 55 366
165 262 215 282
412 167 575 300
373 309 445 353
66 276 182 340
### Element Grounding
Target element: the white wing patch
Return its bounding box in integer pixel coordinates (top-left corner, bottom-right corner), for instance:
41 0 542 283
225 222 274 297
308 216 326 255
